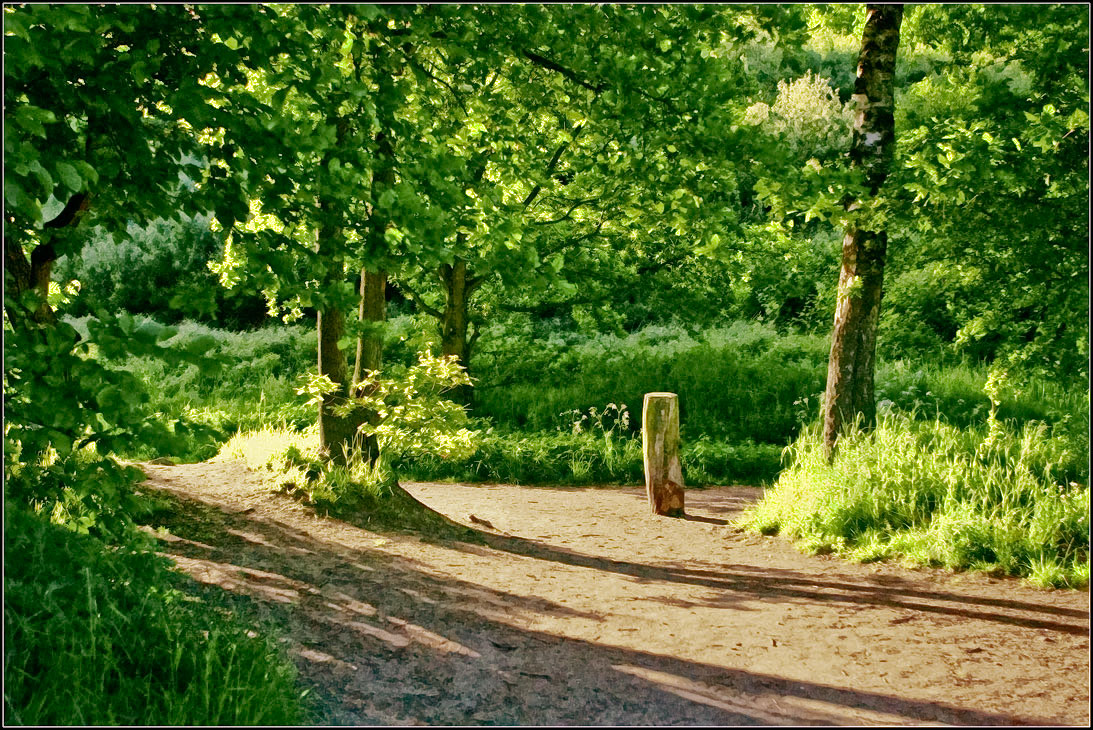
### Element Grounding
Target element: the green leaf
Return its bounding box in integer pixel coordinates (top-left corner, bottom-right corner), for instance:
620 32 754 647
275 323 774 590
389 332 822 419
55 162 82 193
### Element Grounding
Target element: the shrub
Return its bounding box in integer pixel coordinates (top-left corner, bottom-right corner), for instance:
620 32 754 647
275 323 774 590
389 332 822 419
53 216 268 329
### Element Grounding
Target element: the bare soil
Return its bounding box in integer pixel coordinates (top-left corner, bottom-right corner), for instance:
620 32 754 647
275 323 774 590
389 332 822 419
139 460 1090 726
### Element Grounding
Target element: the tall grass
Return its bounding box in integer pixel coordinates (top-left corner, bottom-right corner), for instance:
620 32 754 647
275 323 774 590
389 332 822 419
474 320 830 443
4 506 308 724
60 315 1087 494
740 414 1089 588
399 428 783 487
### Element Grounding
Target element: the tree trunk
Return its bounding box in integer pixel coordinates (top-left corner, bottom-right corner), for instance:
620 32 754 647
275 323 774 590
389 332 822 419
439 257 474 406
822 4 903 461
315 196 368 465
352 267 387 466
317 301 362 465
4 193 89 328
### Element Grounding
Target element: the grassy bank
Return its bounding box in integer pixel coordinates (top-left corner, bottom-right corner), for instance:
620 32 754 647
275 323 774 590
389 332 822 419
739 414 1089 588
4 505 308 724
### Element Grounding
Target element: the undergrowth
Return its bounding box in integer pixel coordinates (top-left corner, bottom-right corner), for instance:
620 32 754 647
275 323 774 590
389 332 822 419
217 426 480 541
398 428 783 487
3 505 308 725
739 414 1089 589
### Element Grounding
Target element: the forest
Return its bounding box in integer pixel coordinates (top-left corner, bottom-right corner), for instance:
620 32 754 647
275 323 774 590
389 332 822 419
4 3 1089 725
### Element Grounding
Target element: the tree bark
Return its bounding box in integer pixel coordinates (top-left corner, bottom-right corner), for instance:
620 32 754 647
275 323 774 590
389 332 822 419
822 4 903 461
317 301 362 465
352 267 387 466
439 257 475 406
315 203 368 465
4 193 89 328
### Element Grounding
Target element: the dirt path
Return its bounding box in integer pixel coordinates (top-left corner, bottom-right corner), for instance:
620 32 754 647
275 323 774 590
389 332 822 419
139 460 1089 726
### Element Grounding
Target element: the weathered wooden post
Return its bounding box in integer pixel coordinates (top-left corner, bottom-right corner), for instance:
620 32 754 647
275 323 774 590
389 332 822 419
642 392 684 516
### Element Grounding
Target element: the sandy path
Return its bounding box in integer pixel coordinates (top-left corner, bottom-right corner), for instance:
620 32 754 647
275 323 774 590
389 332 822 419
139 460 1089 726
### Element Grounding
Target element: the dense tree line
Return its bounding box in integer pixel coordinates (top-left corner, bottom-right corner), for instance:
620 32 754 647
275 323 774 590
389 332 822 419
6 3 1087 481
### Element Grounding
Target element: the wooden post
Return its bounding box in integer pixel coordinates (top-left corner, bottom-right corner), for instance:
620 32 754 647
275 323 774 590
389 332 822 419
642 392 685 517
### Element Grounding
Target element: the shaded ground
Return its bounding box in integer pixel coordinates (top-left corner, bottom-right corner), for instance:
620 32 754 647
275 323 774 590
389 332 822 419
139 460 1090 725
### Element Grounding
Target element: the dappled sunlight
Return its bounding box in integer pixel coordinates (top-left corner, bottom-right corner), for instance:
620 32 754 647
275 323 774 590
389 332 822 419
170 554 304 604
226 527 314 554
137 462 1088 725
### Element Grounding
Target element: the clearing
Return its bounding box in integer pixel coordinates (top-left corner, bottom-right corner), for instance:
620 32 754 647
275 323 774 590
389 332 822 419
140 460 1089 725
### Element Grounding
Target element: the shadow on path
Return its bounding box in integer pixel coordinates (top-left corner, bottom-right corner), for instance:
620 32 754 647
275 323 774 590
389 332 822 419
462 530 1088 635
143 486 1070 726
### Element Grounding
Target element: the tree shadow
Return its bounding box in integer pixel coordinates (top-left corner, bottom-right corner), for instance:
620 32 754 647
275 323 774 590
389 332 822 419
463 530 1089 634
143 487 1076 726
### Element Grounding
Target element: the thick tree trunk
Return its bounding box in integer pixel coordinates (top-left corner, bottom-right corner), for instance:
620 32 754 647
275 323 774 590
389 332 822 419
822 4 903 461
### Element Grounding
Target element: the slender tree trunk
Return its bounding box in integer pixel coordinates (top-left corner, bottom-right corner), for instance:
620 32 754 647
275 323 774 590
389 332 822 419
439 257 474 406
337 40 400 467
317 300 361 465
316 205 368 465
822 4 903 461
352 267 387 465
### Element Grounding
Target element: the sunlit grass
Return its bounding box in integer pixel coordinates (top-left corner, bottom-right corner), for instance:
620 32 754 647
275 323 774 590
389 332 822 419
739 414 1089 588
218 427 478 540
3 506 308 725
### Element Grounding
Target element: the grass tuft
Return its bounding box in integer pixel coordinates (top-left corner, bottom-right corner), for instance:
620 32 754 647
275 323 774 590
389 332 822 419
218 427 480 540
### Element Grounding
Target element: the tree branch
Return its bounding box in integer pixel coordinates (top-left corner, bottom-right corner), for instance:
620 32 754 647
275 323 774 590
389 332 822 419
522 50 605 92
533 196 599 225
523 123 585 208
43 192 90 229
394 278 443 320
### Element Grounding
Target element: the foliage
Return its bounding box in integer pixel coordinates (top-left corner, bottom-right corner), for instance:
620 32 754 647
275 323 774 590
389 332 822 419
745 70 854 162
296 350 479 463
739 411 1089 589
473 320 830 443
3 505 306 725
53 216 267 328
3 309 224 538
400 425 783 488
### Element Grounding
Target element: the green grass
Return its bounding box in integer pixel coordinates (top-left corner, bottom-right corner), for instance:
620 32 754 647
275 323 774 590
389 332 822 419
739 414 1089 588
474 320 830 443
217 426 480 540
4 505 309 725
398 428 784 486
62 316 1087 476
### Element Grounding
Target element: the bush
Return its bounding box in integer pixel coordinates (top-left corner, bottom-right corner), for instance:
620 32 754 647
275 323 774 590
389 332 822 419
4 505 307 725
53 216 268 329
739 413 1089 588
